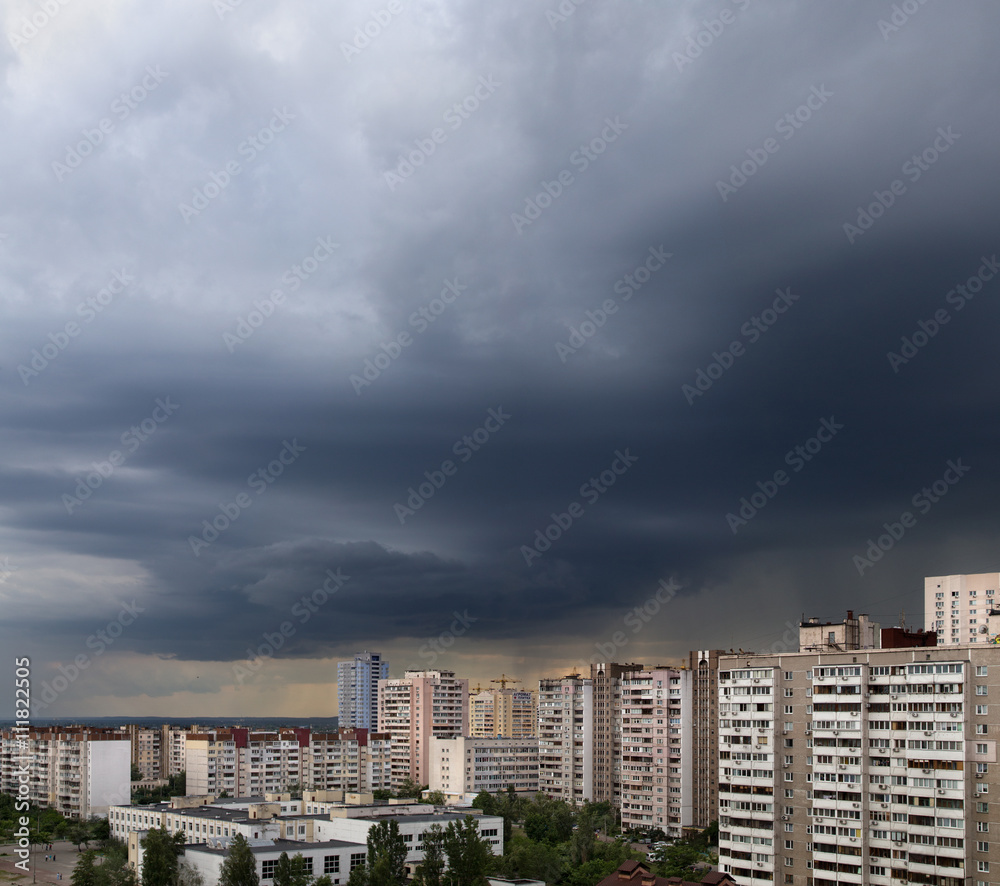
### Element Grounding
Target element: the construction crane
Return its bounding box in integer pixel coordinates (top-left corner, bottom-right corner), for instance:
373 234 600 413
468 683 489 695
491 674 521 690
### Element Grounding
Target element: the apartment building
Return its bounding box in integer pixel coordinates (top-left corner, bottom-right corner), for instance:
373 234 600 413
307 729 391 793
185 729 309 796
619 667 693 837
592 662 642 809
0 727 130 818
377 670 469 788
469 688 538 739
717 644 1000 886
538 673 593 803
338 651 388 731
690 650 723 829
427 735 539 802
926 573 1000 646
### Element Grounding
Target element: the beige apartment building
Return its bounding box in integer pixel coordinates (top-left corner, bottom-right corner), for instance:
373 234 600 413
428 735 539 802
538 673 593 803
0 727 131 818
717 644 1000 886
618 667 693 837
308 729 391 793
926 573 1000 646
591 662 642 808
469 688 537 739
185 729 309 796
377 669 469 789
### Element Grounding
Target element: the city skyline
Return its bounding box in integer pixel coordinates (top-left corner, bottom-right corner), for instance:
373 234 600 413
2 2 1000 718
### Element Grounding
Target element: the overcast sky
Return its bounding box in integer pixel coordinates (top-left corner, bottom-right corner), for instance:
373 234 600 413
2 0 999 718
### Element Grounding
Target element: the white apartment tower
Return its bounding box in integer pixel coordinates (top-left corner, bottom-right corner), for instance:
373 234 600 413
619 667 693 837
926 573 1000 645
338 651 389 730
717 645 1000 886
537 674 594 804
377 669 469 789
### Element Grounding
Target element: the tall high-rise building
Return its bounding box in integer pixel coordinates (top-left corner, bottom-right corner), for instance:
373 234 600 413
716 644 1000 886
689 649 723 829
469 688 537 738
538 673 593 803
925 573 1000 645
591 662 642 809
377 669 468 789
618 667 693 837
338 651 389 730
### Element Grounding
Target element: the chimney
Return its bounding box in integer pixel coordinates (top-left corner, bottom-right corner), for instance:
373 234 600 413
847 609 854 620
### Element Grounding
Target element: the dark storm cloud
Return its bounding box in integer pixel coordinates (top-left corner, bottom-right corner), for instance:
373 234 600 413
2 0 1000 713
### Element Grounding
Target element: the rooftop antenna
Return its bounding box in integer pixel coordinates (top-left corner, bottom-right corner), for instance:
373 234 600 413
900 609 906 631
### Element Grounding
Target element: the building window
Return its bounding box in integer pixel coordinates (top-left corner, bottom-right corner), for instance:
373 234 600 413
261 861 277 880
784 672 793 680
978 744 990 755
978 724 988 735
977 686 989 696
978 861 989 873
978 842 990 852
350 854 366 871
324 857 340 874
978 706 989 715
784 789 794 798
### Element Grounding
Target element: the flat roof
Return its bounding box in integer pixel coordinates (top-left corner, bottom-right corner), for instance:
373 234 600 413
186 838 365 856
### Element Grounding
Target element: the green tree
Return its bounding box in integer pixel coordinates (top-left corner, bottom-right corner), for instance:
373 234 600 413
393 777 427 800
371 790 393 802
442 815 492 886
69 821 93 851
175 862 204 886
72 850 100 886
411 824 445 886
218 834 260 886
487 831 562 885
312 878 333 886
99 852 139 886
273 852 293 886
131 764 145 782
365 819 408 886
421 791 446 806
140 826 185 886
523 794 573 845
